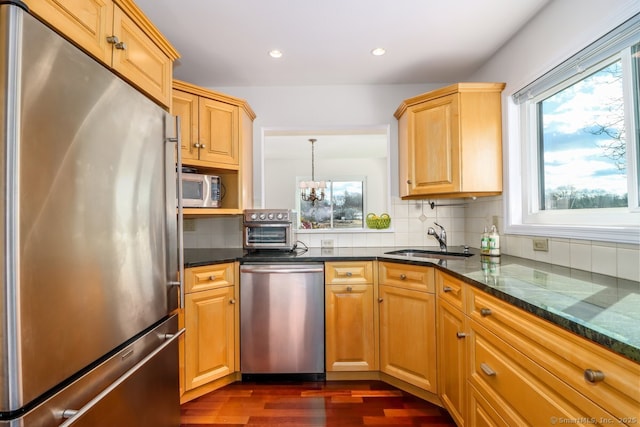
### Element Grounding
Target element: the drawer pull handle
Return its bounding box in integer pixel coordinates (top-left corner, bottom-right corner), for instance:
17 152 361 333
584 369 605 383
346 271 353 277
456 332 467 338
229 299 236 304
443 286 453 292
480 308 492 317
400 274 407 280
480 363 496 376
346 286 353 292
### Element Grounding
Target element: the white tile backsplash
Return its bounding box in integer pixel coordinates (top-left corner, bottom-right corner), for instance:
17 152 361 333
184 197 639 281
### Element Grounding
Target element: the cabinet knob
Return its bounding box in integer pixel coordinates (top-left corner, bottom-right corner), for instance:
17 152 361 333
346 271 353 277
456 332 467 338
399 274 407 280
106 35 119 44
443 286 453 293
209 275 216 281
480 308 492 317
229 299 236 304
406 179 412 185
584 369 605 383
193 142 200 148
378 298 384 303
480 363 496 376
114 41 126 50
346 286 353 292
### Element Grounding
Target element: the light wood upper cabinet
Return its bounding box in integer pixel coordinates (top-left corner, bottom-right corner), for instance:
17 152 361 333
379 262 437 393
395 83 505 199
110 5 173 106
325 261 378 373
26 0 114 63
172 80 255 215
26 0 179 108
198 97 239 166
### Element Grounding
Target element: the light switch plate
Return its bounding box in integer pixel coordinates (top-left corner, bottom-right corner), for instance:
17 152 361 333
533 238 549 252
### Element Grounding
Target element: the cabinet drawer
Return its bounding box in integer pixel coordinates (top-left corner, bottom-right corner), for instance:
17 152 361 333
325 261 374 285
379 262 434 293
436 271 465 309
468 287 640 421
469 320 619 426
185 263 235 293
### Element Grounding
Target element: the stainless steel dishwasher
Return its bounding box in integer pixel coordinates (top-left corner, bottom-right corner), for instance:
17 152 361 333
240 263 325 380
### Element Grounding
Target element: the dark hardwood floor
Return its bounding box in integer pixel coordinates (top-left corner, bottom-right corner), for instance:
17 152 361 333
180 380 457 426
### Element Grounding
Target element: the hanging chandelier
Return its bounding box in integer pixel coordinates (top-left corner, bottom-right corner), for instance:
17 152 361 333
299 138 326 205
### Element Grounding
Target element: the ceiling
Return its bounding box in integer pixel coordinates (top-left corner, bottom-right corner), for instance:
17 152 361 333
134 0 551 88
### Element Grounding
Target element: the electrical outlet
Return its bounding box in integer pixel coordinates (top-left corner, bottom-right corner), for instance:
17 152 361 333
183 218 196 232
321 239 334 248
533 238 549 252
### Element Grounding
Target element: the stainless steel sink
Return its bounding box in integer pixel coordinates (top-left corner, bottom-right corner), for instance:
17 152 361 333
384 249 474 259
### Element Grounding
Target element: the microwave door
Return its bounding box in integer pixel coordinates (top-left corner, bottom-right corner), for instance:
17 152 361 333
182 175 208 207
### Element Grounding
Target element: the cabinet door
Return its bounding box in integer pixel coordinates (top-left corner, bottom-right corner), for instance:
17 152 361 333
198 98 239 166
26 0 113 65
437 299 467 426
379 284 437 392
408 94 460 195
325 284 376 371
184 286 235 391
172 90 200 162
112 6 172 106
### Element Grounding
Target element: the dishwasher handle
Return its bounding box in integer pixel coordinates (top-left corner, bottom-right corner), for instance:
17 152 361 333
240 264 324 274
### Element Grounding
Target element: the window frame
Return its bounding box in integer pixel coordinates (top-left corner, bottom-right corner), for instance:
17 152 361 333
506 14 640 244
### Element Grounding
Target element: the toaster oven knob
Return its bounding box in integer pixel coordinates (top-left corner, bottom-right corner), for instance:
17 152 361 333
250 213 258 220
259 213 266 220
276 213 284 220
267 213 274 220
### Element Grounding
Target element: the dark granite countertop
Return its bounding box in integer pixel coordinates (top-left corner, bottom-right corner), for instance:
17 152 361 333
183 246 640 364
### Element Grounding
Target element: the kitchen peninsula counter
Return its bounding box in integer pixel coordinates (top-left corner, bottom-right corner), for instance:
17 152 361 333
183 247 640 364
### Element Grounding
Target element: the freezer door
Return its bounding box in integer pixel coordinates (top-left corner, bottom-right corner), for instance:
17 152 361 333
15 315 182 427
0 4 178 414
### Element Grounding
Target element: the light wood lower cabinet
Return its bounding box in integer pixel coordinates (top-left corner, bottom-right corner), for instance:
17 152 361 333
379 262 437 393
437 272 640 427
325 261 377 372
436 271 468 426
185 286 235 390
183 263 238 396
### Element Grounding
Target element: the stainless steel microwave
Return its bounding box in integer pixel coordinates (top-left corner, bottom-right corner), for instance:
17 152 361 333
180 173 222 208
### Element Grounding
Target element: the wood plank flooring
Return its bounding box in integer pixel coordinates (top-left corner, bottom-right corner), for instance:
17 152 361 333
180 380 457 426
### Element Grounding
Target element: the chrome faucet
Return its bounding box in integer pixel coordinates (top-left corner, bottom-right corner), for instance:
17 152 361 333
427 222 447 252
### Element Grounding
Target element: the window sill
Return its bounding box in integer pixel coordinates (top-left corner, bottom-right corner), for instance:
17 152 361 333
297 228 395 234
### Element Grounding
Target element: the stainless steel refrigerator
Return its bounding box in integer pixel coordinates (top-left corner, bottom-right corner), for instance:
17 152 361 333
0 1 183 425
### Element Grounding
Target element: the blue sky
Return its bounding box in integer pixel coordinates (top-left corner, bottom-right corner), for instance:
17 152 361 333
540 61 628 196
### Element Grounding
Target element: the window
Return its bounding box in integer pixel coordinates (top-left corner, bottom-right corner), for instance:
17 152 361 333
298 180 364 229
510 14 640 243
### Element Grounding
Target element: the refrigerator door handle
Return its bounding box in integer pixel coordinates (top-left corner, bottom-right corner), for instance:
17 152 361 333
165 115 184 309
58 328 185 426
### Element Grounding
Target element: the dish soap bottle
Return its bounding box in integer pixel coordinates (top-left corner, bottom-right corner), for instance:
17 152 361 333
481 226 490 255
489 225 500 257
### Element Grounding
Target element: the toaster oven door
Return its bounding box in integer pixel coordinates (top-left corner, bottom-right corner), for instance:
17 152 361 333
244 223 294 249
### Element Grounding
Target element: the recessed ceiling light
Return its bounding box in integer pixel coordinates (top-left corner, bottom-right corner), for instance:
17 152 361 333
371 48 386 56
269 50 283 58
